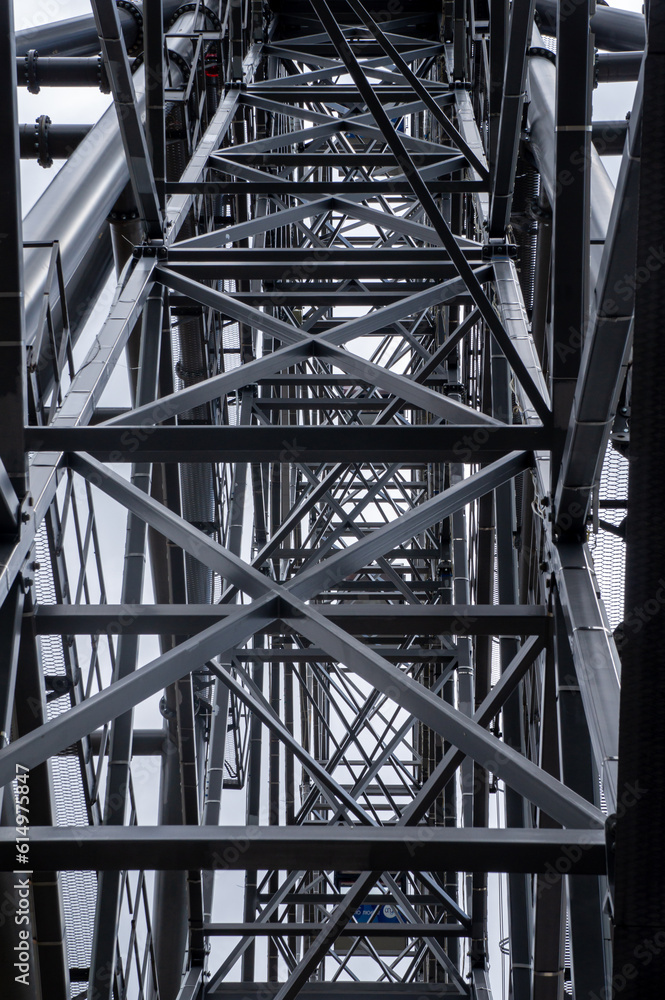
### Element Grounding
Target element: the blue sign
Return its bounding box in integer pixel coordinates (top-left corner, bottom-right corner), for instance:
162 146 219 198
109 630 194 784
353 903 400 924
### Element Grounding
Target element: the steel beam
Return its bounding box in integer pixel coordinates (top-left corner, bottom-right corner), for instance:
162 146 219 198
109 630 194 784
0 826 606 873
0 0 28 494
33 603 550 636
489 0 536 236
90 0 162 237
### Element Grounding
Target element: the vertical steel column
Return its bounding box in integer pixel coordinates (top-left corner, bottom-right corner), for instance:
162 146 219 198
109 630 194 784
531 639 564 999
144 0 166 213
551 0 593 490
88 287 163 1000
11 604 69 1000
555 601 608 997
488 0 508 173
0 0 28 496
613 0 665 991
470 339 495 972
492 337 532 1000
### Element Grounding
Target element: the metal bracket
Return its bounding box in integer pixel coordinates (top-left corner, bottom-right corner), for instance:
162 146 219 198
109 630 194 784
132 243 168 259
481 240 517 260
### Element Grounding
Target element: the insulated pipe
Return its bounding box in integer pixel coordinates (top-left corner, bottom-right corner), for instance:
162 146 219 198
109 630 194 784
592 120 628 156
19 122 92 163
596 50 643 84
527 27 615 293
16 54 110 91
22 95 136 351
15 1 185 57
535 0 645 52
21 8 198 355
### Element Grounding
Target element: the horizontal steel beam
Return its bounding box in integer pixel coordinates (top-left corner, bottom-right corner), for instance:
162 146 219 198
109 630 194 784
0 826 605 873
32 603 550 636
209 986 461 999
254 894 450 905
165 181 488 195
25 426 553 464
202 922 467 937
166 246 486 264
216 153 454 165
242 86 450 100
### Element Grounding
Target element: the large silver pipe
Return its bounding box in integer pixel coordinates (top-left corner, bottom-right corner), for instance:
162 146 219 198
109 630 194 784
16 1 185 57
22 8 200 351
535 0 645 52
22 99 128 345
527 27 615 292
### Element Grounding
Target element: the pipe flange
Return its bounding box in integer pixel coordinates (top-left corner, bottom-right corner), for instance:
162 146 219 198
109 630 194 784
97 53 111 94
116 0 143 56
159 696 177 720
35 115 53 168
25 49 40 94
167 3 222 32
167 47 192 86
527 45 556 66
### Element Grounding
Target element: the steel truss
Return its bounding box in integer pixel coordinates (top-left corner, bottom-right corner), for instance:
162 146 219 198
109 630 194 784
0 0 659 998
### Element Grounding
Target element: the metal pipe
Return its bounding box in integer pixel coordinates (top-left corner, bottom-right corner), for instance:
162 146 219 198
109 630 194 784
19 122 91 163
21 9 198 367
15 1 185 58
596 51 643 84
16 54 109 91
592 120 628 156
535 0 645 52
0 0 27 493
22 86 135 348
527 27 615 293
